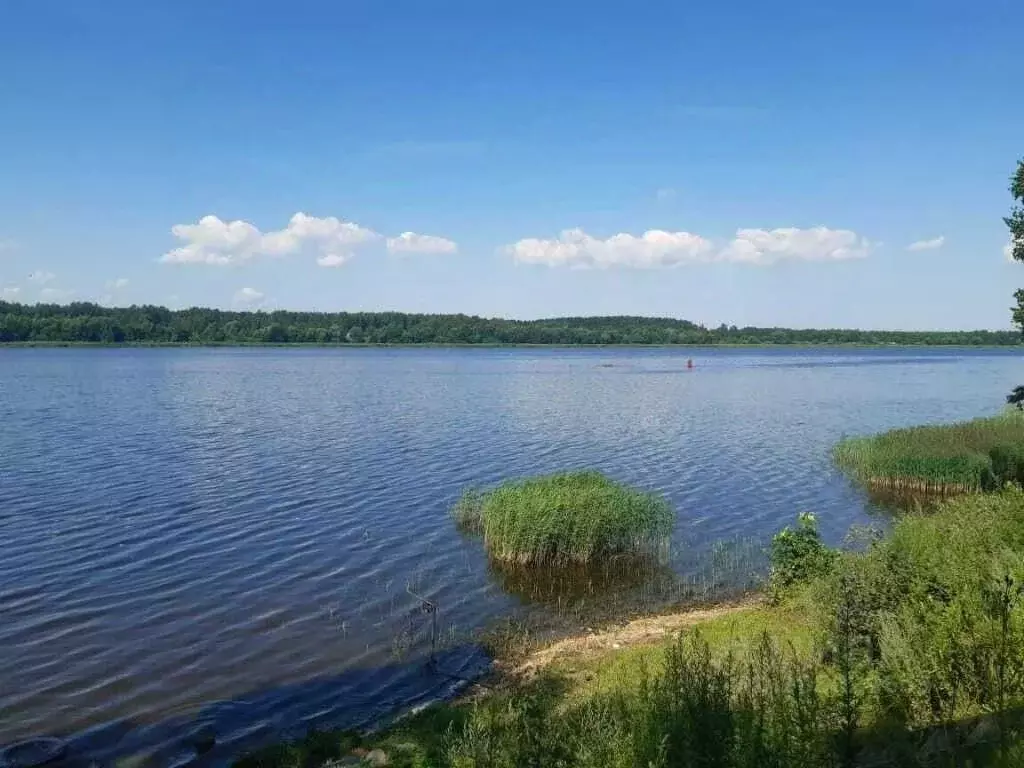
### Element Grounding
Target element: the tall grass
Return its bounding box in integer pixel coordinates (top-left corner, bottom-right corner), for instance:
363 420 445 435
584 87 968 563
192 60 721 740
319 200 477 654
452 471 673 566
833 410 1024 495
237 490 1024 768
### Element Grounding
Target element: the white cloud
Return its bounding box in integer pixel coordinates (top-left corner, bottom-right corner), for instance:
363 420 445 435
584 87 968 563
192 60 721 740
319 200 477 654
28 270 55 284
233 286 265 307
1 286 20 300
39 287 74 303
316 253 349 268
655 188 677 202
506 226 871 268
722 227 873 265
507 228 714 268
906 235 945 252
161 213 380 266
105 277 130 289
386 232 458 255
1007 239 1020 262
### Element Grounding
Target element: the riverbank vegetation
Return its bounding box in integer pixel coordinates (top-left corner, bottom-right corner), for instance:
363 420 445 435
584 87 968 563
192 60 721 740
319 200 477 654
1 301 1020 345
237 486 1024 767
833 410 1024 495
453 471 673 567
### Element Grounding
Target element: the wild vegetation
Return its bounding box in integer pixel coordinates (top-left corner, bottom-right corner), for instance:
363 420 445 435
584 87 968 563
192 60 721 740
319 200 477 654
453 471 673 567
833 410 1024 495
0 301 1020 345
230 160 1024 766
236 489 1024 767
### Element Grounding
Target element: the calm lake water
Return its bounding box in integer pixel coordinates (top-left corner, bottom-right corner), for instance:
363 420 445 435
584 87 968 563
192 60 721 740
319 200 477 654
1 346 1021 764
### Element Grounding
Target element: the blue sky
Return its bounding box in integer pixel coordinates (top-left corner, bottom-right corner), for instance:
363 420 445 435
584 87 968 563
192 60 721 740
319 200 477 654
0 0 1020 330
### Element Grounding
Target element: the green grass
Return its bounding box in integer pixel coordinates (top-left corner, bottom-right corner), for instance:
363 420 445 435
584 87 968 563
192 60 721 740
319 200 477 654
833 410 1024 494
234 489 1024 765
452 470 674 566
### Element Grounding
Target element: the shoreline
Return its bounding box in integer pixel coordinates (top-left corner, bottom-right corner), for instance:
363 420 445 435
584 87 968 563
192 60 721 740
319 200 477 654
2 341 1022 350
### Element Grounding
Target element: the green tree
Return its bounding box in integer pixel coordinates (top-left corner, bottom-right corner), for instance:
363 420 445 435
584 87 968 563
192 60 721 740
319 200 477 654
1006 159 1024 409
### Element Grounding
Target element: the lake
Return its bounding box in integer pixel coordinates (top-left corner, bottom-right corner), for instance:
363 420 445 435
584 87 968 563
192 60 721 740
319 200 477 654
1 346 1021 764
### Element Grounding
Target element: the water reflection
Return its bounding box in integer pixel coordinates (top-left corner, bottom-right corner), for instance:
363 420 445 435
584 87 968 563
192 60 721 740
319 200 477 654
486 556 677 607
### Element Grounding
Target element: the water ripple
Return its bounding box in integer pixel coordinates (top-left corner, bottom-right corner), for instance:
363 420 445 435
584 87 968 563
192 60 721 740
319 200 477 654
0 346 1019 764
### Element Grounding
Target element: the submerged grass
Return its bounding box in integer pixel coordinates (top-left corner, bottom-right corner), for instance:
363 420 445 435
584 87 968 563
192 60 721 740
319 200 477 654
833 409 1024 495
452 470 673 566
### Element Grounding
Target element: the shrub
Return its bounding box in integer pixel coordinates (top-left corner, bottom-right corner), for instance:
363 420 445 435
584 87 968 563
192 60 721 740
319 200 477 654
769 513 836 598
452 471 673 566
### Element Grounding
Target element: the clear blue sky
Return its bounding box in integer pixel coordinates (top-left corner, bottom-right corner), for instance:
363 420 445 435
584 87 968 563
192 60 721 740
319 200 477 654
0 0 1020 330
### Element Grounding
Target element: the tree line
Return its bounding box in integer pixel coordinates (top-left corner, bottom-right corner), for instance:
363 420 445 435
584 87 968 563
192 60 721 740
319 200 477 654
0 301 1018 346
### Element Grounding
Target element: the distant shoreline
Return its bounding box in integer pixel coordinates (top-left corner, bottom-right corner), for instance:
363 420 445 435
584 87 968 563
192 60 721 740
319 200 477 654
2 341 1022 350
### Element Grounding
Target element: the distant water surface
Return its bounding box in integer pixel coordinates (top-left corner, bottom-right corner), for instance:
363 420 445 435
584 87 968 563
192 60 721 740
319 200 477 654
1 346 1020 763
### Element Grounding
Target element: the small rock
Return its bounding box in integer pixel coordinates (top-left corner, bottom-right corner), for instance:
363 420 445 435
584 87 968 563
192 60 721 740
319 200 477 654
364 748 388 766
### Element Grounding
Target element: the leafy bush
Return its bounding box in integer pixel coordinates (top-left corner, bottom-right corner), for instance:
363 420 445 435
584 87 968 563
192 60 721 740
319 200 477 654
818 488 1024 727
769 513 836 598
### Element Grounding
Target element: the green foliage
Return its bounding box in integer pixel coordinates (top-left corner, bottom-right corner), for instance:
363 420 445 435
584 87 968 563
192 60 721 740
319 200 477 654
453 471 673 566
240 477 1024 768
445 632 834 768
1005 159 1024 404
817 488 1024 729
833 410 1024 494
768 513 837 598
0 301 1021 345
1005 158 1024 267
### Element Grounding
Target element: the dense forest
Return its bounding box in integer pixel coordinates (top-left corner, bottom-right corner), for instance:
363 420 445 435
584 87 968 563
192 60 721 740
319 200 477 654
0 301 1019 346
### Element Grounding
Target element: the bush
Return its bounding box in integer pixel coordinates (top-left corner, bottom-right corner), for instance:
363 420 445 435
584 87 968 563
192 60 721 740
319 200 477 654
769 513 836 598
452 471 673 566
818 488 1024 727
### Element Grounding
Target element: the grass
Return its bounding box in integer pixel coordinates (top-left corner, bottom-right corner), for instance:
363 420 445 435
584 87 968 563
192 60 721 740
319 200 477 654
235 416 1024 767
452 470 673 567
237 487 1024 767
833 409 1024 495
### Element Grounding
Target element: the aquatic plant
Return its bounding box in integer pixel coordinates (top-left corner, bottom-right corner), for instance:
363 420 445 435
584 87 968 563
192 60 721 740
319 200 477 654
452 470 674 566
833 410 1024 496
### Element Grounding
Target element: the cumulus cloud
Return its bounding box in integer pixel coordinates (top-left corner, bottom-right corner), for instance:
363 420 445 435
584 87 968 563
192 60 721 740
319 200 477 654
28 270 55 284
507 228 714 268
386 232 458 255
906 235 945 252
721 227 873 265
162 213 380 266
506 226 871 268
105 277 130 289
1 286 20 300
233 287 265 307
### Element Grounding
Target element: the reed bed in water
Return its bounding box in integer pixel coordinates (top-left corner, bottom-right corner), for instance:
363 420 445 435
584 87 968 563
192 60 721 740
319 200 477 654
452 470 673 566
833 409 1024 495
